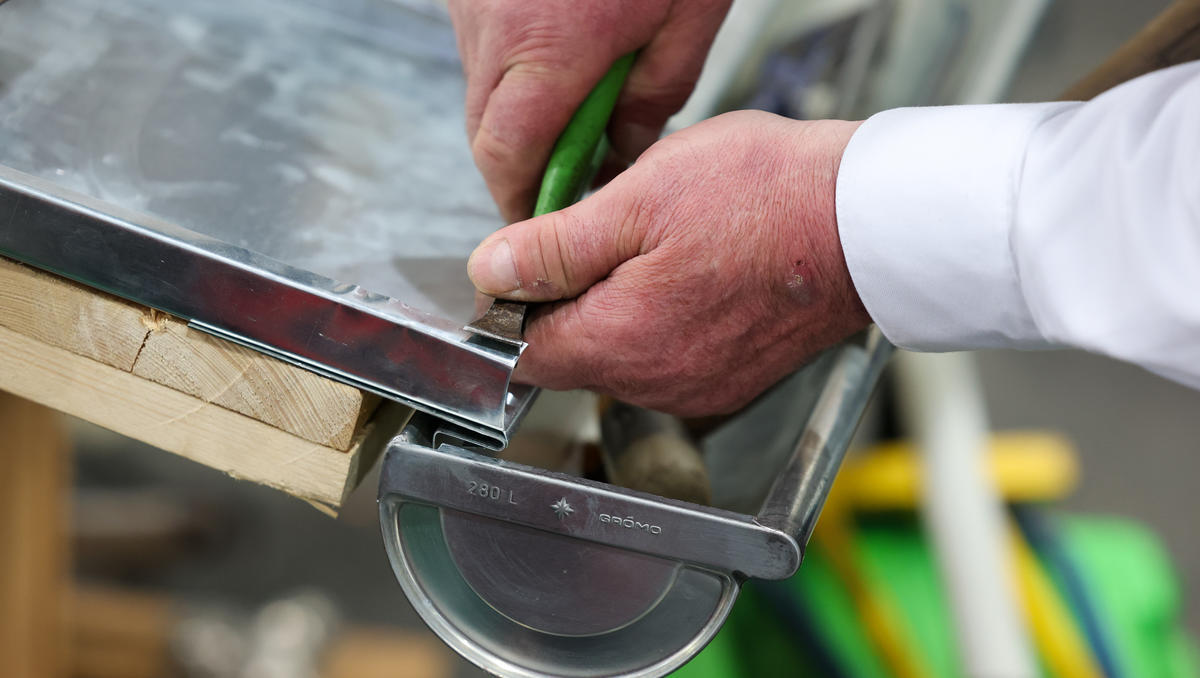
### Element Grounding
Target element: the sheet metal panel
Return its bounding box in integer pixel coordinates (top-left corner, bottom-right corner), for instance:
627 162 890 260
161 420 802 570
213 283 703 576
0 0 533 445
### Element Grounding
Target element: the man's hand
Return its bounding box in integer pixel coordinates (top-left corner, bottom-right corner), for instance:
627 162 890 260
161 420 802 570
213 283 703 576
467 111 871 416
447 0 731 223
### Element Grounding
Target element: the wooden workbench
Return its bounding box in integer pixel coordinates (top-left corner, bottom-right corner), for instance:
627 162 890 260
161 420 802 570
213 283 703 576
0 255 408 513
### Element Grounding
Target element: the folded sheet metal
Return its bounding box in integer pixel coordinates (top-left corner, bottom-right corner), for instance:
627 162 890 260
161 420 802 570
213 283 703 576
0 0 535 446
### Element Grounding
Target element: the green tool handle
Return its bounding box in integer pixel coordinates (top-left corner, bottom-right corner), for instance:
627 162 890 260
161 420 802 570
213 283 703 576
532 53 636 217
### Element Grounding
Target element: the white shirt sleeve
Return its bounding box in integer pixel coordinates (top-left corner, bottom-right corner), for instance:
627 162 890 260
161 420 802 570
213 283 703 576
836 61 1200 389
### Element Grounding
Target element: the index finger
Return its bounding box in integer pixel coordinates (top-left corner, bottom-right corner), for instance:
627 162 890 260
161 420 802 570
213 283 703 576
470 62 607 222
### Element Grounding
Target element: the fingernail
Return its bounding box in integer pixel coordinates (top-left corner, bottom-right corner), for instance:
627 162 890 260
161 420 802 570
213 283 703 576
468 238 519 295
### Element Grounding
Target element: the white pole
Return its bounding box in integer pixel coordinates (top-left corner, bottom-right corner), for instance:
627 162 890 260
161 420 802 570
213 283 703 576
895 351 1037 678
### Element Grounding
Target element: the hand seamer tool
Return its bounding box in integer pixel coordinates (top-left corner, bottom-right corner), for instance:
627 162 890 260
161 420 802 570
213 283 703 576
377 55 895 677
465 53 635 345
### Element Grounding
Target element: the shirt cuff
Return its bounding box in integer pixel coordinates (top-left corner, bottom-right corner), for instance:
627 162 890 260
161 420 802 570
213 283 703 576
835 102 1075 351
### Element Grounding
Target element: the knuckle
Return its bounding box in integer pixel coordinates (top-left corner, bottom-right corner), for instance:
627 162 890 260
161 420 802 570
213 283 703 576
623 77 698 121
503 33 573 70
616 192 654 255
530 219 567 297
548 211 585 292
471 125 523 174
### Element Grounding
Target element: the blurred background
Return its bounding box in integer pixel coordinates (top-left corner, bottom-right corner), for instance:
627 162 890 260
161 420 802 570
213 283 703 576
7 0 1198 677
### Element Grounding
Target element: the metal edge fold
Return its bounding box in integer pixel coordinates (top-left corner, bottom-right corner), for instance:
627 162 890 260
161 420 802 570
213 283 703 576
0 163 533 446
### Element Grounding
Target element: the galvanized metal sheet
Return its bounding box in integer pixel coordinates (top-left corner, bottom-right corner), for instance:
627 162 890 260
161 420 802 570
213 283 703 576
0 0 497 323
0 0 535 445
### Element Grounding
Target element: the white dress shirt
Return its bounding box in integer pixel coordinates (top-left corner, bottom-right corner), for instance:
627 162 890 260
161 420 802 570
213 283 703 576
837 61 1200 389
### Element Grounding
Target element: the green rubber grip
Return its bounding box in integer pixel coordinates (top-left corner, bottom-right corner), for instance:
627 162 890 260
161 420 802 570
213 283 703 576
533 53 635 217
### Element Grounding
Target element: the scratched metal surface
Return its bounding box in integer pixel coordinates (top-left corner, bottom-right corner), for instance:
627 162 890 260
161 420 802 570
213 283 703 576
0 0 496 322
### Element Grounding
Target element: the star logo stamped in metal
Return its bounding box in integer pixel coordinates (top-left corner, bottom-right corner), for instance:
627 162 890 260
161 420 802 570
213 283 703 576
550 497 574 520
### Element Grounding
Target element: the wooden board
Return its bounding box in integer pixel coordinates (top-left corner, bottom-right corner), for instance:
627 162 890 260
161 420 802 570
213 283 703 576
0 322 406 510
0 257 378 451
70 587 171 678
0 394 71 678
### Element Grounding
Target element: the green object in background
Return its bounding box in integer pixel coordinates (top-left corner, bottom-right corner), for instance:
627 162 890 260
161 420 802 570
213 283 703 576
532 53 635 217
1059 516 1200 678
852 520 962 678
675 515 1199 678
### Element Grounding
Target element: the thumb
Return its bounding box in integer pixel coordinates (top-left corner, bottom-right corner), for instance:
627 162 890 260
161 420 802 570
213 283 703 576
467 195 641 302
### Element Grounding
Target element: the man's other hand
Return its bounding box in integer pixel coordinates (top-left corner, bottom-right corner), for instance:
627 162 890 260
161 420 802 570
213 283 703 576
467 111 871 416
447 0 731 223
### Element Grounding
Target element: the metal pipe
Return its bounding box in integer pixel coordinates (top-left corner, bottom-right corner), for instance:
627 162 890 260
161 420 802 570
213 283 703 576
757 327 893 544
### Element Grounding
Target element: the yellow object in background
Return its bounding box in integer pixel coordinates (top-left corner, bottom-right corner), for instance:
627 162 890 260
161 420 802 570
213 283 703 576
818 430 1104 678
1009 523 1105 678
840 432 1079 510
814 493 935 678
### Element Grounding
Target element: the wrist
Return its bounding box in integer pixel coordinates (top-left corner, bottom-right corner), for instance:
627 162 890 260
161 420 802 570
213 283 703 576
783 119 871 340
823 120 871 330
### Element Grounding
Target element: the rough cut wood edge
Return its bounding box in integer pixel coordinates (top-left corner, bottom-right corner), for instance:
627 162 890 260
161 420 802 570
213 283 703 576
130 313 381 451
0 257 148 370
0 324 407 511
0 257 378 450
